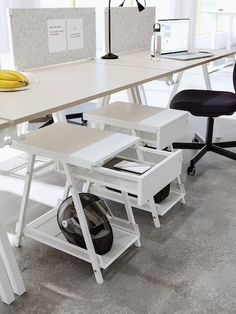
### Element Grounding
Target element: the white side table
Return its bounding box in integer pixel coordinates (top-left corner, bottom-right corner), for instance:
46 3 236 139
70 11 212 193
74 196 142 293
84 102 188 226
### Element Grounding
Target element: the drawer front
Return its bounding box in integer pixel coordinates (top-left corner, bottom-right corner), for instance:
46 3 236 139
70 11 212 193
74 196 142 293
139 150 182 205
71 148 182 207
158 115 188 150
73 166 139 195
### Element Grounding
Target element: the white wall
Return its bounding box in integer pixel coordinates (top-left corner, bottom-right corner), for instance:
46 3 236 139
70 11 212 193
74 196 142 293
0 0 10 54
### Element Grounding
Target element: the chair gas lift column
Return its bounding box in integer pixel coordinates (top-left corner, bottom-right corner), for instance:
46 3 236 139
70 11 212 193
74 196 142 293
13 123 182 283
84 101 189 227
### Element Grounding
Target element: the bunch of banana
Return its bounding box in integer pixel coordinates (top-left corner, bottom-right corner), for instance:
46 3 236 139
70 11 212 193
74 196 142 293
0 70 29 89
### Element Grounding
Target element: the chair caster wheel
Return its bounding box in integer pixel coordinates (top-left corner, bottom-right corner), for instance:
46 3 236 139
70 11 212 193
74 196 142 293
187 166 195 176
192 137 199 143
82 119 88 126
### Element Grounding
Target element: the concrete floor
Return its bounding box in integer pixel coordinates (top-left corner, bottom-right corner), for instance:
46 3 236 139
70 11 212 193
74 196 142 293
1 65 236 313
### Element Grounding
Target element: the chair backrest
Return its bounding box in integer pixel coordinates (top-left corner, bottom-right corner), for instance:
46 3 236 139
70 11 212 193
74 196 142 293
233 62 236 93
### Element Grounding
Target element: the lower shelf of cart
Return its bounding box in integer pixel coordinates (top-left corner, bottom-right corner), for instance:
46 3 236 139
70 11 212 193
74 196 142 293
24 207 139 270
90 182 184 217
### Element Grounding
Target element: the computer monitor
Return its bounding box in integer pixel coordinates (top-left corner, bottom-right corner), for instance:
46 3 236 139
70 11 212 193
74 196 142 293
158 18 190 55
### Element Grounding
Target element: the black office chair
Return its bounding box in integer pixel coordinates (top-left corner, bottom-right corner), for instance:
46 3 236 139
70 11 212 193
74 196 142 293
170 63 236 175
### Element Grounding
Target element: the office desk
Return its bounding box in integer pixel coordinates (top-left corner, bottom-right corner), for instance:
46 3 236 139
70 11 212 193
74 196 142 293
0 120 25 304
0 48 233 290
97 48 236 105
1 48 235 125
0 62 168 124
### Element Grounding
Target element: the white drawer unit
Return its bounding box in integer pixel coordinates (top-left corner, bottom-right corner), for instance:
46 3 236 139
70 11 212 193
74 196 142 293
84 102 187 225
72 146 182 207
73 145 183 229
12 122 183 284
84 101 189 150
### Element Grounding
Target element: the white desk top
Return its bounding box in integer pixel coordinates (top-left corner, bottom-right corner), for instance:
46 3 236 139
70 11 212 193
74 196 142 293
97 48 236 72
13 123 139 168
0 48 235 126
85 101 188 133
0 61 167 125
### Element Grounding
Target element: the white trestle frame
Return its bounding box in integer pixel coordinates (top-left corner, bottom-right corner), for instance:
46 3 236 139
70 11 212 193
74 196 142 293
15 152 141 284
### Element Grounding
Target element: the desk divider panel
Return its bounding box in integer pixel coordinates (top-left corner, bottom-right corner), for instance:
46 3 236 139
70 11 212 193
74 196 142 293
9 8 96 70
105 7 155 54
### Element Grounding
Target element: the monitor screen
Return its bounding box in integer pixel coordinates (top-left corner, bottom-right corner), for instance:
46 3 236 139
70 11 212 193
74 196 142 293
158 19 190 54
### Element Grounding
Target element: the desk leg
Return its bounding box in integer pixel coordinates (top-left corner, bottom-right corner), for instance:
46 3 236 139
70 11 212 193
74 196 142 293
128 86 142 104
0 254 15 304
168 72 184 107
202 64 212 90
52 111 67 123
97 95 111 108
138 85 148 105
15 154 35 248
17 122 29 135
0 218 25 297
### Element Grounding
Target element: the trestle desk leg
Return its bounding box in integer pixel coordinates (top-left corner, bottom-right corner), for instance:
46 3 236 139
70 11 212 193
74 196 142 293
138 85 148 105
168 72 184 107
63 163 103 284
0 218 26 297
17 122 29 135
15 154 36 248
97 95 111 109
128 86 142 104
52 111 67 123
0 255 15 304
202 63 212 90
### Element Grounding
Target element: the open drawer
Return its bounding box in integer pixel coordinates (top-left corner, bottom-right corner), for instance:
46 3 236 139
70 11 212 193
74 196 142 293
72 146 182 206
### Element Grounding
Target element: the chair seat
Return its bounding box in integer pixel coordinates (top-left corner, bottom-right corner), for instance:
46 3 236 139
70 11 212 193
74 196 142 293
170 89 236 117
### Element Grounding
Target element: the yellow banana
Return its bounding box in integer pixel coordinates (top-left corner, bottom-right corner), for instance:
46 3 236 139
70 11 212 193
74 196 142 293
0 79 26 89
3 70 29 84
0 70 29 89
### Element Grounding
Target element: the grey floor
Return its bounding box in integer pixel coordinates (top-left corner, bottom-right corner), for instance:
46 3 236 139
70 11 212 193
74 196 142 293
1 64 236 314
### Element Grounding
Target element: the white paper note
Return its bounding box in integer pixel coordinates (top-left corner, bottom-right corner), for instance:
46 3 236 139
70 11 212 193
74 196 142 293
67 19 84 51
47 19 67 53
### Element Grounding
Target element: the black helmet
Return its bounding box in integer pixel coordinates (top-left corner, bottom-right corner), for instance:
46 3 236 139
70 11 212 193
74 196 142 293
57 193 113 255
